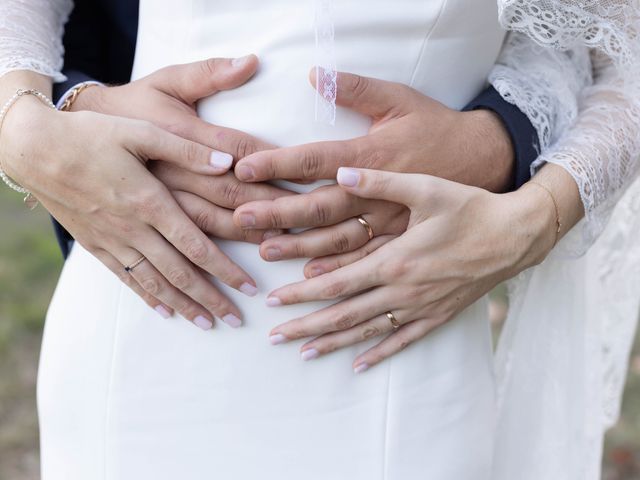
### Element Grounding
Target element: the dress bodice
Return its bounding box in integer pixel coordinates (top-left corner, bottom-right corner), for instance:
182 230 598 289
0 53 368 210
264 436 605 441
132 0 506 149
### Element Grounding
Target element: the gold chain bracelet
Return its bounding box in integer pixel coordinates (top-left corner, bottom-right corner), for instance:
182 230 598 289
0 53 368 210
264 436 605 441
528 181 562 248
58 82 100 112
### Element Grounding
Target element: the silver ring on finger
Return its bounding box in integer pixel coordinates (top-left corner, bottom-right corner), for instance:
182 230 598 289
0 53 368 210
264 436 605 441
356 216 374 240
386 311 401 330
124 255 147 273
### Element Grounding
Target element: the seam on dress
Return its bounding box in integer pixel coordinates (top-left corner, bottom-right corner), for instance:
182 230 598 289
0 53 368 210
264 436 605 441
409 0 449 87
102 281 125 480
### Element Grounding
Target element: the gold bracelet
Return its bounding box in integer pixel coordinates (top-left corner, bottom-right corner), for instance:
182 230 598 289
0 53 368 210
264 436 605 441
58 82 100 112
528 181 562 248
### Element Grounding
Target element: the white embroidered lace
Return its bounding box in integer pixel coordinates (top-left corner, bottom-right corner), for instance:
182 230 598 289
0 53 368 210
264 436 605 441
0 0 72 82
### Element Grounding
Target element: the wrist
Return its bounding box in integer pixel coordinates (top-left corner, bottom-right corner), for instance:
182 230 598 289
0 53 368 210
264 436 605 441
503 184 558 273
65 83 106 112
0 95 60 187
460 109 515 193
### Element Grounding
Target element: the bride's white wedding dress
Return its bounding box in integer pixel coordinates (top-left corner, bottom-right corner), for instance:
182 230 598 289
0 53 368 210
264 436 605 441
37 1 505 478
2 1 640 479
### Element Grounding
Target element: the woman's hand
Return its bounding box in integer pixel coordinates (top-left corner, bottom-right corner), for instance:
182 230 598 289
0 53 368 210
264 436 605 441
265 167 558 372
0 96 257 331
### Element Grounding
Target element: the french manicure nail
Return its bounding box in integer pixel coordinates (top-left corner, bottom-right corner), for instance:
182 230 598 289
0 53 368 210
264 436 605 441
265 247 282 261
240 282 258 297
222 313 242 328
236 164 255 181
354 363 370 374
239 213 256 228
266 296 282 307
210 150 233 170
337 167 360 187
270 333 286 345
232 55 251 68
301 348 319 361
194 315 213 331
155 305 172 319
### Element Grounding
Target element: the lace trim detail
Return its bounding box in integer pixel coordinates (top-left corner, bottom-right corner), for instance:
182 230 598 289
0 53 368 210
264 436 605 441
0 0 73 82
498 0 640 73
314 0 337 125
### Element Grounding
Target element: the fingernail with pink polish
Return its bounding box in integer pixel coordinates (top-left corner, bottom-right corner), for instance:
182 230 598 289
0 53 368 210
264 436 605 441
337 167 360 187
194 315 213 331
155 305 172 319
354 363 370 374
240 282 258 297
222 313 242 328
270 333 287 345
266 296 282 307
210 150 233 170
301 348 319 361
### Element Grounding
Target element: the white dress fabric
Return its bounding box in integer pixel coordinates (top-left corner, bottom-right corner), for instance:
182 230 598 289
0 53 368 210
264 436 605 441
2 0 640 479
36 1 507 479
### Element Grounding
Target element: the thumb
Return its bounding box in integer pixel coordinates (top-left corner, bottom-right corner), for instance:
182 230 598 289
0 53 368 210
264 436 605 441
151 55 259 104
336 167 425 207
309 68 410 119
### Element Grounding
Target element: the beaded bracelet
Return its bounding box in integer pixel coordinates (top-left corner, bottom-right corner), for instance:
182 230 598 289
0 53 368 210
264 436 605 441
0 88 55 209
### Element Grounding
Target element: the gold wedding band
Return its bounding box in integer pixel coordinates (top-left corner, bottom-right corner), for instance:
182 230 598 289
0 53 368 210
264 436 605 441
124 255 146 273
357 216 374 240
386 311 401 330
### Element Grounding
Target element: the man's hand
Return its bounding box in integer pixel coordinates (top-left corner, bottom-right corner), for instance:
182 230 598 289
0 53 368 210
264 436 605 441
232 69 514 263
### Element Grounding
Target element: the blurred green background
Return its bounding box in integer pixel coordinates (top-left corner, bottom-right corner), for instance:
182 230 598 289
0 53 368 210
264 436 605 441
0 187 639 479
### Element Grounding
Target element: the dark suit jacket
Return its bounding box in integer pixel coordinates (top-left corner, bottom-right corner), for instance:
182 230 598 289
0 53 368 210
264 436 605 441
52 0 539 259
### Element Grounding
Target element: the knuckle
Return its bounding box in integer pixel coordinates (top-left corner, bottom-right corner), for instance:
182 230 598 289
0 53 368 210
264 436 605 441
133 191 163 220
193 209 211 232
300 151 322 179
181 139 202 164
234 136 256 159
205 297 224 313
140 276 163 296
361 325 381 340
333 310 358 330
381 259 410 280
312 201 331 225
181 235 210 265
331 231 351 253
316 339 338 354
202 57 219 76
222 179 245 207
268 208 284 228
320 279 347 299
167 267 195 290
350 75 370 100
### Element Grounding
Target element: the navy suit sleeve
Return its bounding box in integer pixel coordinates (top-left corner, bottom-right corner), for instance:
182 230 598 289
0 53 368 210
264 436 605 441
463 85 540 191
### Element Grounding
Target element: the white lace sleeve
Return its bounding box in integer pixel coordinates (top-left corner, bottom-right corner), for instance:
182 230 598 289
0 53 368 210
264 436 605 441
0 0 74 82
489 1 640 254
